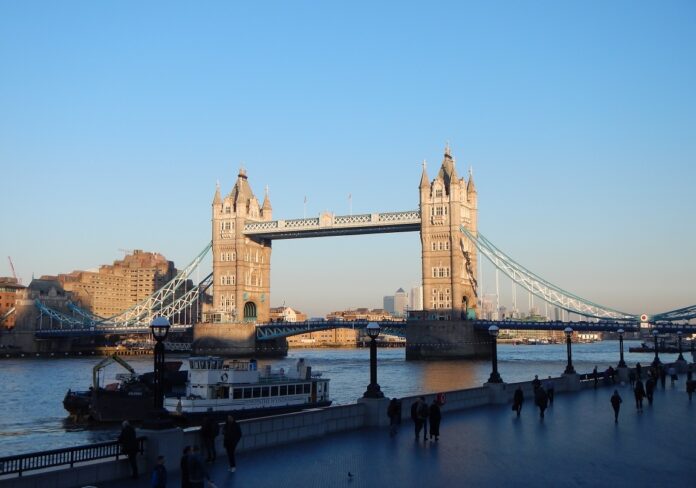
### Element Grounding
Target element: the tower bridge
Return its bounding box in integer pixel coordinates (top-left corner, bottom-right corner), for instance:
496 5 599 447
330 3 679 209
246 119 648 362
18 145 696 358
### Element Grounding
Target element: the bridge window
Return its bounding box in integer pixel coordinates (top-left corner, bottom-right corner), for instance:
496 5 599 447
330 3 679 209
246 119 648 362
225 206 231 213
231 275 235 285
436 207 443 216
444 241 449 251
435 189 443 197
431 242 437 251
232 251 236 260
253 387 261 398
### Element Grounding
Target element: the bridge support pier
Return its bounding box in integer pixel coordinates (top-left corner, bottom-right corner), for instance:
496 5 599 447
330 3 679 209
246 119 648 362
405 320 490 360
193 323 287 357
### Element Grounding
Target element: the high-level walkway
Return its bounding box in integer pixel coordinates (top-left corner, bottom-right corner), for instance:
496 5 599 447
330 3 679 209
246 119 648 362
100 381 694 488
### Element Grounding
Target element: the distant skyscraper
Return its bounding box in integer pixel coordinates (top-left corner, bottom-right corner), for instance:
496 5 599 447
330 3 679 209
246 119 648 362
394 288 408 317
383 295 395 315
409 286 423 312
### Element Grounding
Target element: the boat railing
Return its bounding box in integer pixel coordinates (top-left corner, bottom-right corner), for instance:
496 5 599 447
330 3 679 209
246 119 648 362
0 436 146 477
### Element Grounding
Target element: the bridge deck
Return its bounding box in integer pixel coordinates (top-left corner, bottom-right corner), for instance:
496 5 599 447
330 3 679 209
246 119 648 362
102 379 693 488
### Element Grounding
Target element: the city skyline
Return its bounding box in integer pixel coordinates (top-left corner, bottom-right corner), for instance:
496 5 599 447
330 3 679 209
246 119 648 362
1 1 695 317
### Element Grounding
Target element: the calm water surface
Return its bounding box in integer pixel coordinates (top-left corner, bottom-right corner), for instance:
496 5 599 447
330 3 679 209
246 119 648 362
0 341 686 457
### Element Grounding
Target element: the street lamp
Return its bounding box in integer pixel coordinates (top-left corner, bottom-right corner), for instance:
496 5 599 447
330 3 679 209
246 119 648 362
677 331 684 361
564 327 576 374
362 322 384 398
651 329 660 367
487 325 503 383
617 328 626 368
151 316 171 410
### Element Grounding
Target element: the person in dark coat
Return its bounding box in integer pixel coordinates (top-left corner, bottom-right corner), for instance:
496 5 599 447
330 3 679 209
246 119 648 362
544 377 555 405
417 396 429 441
660 366 667 388
634 379 645 412
610 390 622 423
429 399 441 441
635 362 642 380
512 386 524 417
410 398 424 441
592 366 599 389
687 379 695 402
645 377 655 406
628 369 636 389
200 412 219 463
151 455 167 488
187 446 209 488
387 398 400 437
180 446 191 488
531 375 541 391
534 387 549 419
223 415 242 472
118 420 139 479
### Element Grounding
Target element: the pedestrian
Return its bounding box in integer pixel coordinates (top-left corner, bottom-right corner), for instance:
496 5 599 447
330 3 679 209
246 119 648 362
223 415 242 473
429 399 441 441
151 455 167 488
200 410 219 463
608 366 616 384
531 375 541 391
187 446 210 488
387 398 400 437
634 379 645 412
636 362 642 380
610 390 622 423
659 366 667 388
687 380 695 402
118 420 139 479
645 377 655 406
628 370 636 389
410 398 424 441
180 446 191 488
593 366 598 389
534 386 549 419
544 377 555 405
687 365 693 383
668 365 677 386
417 396 429 441
512 386 524 417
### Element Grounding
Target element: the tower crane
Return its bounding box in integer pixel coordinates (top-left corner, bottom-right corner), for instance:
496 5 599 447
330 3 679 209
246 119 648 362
7 257 20 284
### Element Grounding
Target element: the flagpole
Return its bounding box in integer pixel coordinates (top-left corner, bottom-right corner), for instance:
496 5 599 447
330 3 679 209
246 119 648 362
348 193 352 216
303 196 307 219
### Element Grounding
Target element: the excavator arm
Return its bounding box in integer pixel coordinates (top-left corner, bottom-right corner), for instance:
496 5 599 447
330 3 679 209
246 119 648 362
92 354 137 389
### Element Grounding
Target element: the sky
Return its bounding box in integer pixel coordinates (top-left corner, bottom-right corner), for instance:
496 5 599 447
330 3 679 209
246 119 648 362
1 1 695 317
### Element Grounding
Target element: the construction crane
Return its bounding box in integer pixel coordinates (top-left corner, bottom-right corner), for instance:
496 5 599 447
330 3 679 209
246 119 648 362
7 257 20 284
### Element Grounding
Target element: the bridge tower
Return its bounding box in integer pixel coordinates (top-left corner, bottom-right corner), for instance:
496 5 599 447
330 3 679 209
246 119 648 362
419 145 478 319
211 169 272 323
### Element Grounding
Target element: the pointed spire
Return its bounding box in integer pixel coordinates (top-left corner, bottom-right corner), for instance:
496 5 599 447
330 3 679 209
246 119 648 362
262 184 272 209
419 160 429 188
213 180 222 204
445 141 451 158
467 166 477 193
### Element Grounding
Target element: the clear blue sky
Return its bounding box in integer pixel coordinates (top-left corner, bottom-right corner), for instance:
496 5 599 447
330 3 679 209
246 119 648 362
1 1 694 317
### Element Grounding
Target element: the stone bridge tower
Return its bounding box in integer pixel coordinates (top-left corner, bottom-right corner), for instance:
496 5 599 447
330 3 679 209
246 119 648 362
419 145 478 319
211 169 272 323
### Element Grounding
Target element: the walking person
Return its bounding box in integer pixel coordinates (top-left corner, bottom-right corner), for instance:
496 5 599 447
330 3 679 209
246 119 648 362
629 370 636 389
610 390 622 423
151 455 167 488
180 446 192 488
410 398 424 441
118 420 139 479
200 410 219 463
512 386 524 417
593 366 599 389
223 415 242 473
418 396 429 441
659 366 667 388
636 362 642 380
429 398 441 441
634 379 645 412
645 377 655 406
535 386 549 419
687 379 695 402
668 365 677 386
532 375 541 391
544 377 555 405
387 398 400 437
187 446 210 488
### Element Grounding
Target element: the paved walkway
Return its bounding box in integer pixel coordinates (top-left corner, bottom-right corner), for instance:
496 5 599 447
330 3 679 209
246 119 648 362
101 381 695 488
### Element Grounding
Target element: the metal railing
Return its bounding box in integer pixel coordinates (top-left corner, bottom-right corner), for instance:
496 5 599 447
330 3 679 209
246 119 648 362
0 437 145 477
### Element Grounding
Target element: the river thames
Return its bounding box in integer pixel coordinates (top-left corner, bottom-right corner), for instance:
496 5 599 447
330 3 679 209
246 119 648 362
0 340 687 457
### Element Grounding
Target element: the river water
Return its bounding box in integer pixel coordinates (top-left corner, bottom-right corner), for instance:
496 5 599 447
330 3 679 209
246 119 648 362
0 341 687 457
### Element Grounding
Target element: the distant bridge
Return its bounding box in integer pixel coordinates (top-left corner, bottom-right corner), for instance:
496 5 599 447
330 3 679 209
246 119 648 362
255 320 407 341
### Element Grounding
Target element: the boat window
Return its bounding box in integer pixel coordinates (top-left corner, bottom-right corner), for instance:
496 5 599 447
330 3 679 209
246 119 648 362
253 387 261 398
233 388 242 400
243 388 252 399
288 385 296 395
262 387 270 397
271 386 278 396
280 385 287 396
304 384 310 394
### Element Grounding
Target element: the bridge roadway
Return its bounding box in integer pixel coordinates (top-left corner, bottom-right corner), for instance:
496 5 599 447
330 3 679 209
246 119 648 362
100 377 694 488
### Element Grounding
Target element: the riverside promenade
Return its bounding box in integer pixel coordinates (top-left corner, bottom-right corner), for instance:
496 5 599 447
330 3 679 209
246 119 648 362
97 380 694 488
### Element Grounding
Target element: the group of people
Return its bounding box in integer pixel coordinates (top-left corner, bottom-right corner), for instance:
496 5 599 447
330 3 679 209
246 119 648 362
511 375 555 419
117 413 243 488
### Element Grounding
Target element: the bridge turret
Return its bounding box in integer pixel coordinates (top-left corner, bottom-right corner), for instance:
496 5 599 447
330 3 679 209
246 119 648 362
262 185 272 220
212 182 222 206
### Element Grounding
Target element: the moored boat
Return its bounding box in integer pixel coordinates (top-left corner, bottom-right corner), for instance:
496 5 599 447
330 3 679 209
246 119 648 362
164 357 331 423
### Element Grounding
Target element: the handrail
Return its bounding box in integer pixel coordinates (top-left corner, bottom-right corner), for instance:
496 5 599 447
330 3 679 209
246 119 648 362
0 436 145 477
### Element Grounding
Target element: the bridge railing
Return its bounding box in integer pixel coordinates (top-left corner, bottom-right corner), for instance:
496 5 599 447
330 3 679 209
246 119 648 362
0 437 145 477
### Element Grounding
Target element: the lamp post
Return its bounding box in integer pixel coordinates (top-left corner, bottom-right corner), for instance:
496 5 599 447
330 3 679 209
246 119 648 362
487 325 503 383
651 329 660 367
617 328 626 368
564 327 576 374
677 331 684 361
151 317 171 410
362 322 384 398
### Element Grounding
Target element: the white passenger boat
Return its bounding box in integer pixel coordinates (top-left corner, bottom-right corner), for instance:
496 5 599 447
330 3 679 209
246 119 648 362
164 357 331 422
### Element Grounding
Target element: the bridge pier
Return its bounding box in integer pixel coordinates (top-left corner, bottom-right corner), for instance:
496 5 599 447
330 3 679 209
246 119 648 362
405 320 490 360
193 323 287 358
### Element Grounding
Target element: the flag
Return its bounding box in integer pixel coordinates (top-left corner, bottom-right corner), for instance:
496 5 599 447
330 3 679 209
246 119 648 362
304 196 307 204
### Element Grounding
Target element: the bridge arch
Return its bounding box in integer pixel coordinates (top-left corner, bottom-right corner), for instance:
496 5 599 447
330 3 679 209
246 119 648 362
243 302 257 322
